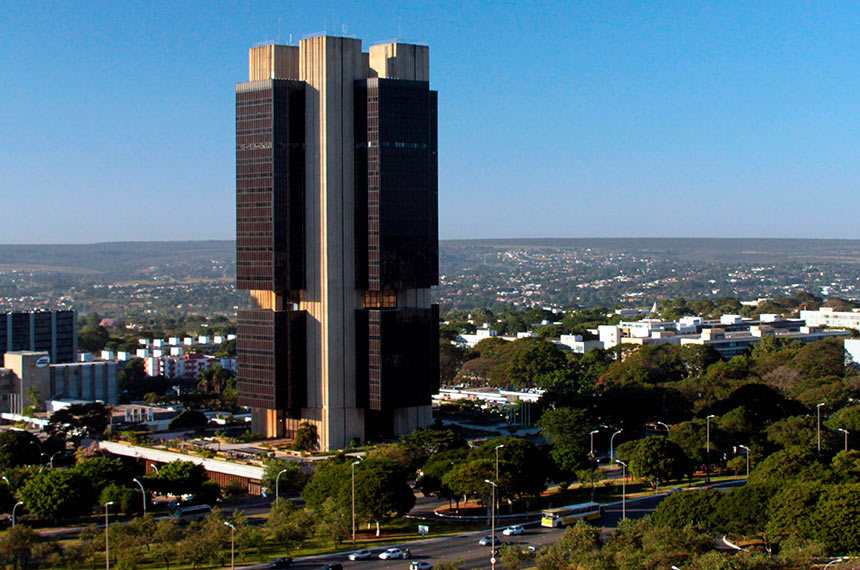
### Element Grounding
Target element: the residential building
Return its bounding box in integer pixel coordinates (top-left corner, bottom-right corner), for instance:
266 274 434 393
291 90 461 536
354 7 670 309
235 37 439 449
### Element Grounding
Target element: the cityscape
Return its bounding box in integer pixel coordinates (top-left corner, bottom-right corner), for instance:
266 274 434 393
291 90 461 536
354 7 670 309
3 3 860 570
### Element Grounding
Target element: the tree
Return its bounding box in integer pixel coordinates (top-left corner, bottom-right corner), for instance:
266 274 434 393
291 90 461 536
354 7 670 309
500 338 569 388
416 448 468 506
79 325 110 352
623 436 690 487
653 489 722 531
440 341 467 384
713 483 777 539
766 416 820 450
100 483 142 515
167 410 209 430
765 480 822 542
0 430 42 469
497 544 530 570
401 427 466 466
442 459 494 505
145 460 208 497
808 483 860 552
536 407 591 474
294 421 318 451
266 500 315 551
354 459 416 535
261 458 305 497
0 525 37 569
47 402 110 445
152 517 183 570
72 456 132 494
301 456 349 512
18 469 94 523
470 437 547 500
749 446 827 484
315 497 350 547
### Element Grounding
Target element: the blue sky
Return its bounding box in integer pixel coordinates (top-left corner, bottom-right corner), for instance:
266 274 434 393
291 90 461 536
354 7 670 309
2 1 860 243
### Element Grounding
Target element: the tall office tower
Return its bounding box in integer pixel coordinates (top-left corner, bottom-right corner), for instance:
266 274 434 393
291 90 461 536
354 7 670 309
236 38 439 450
0 310 77 364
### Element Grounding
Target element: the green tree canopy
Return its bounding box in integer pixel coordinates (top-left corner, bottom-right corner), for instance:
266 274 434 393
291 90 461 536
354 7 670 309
18 469 95 523
145 460 208 497
653 489 722 531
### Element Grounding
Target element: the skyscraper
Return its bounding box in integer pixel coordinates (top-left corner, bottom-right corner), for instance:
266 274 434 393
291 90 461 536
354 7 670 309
236 37 439 451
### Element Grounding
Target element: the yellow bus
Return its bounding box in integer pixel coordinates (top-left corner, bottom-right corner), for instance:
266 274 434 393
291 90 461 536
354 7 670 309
540 501 603 528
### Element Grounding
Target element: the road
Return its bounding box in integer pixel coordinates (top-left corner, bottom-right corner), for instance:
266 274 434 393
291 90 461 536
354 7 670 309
240 481 745 570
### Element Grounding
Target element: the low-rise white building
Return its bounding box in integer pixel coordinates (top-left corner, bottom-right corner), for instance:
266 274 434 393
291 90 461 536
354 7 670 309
800 307 860 330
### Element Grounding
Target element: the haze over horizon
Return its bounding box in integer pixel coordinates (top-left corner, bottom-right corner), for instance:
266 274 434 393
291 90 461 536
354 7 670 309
3 1 860 244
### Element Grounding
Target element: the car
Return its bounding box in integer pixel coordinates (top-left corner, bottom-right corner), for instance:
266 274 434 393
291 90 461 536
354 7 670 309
409 562 433 570
668 487 683 495
379 548 407 560
348 549 372 561
502 524 525 536
478 535 500 546
320 565 342 570
270 557 293 568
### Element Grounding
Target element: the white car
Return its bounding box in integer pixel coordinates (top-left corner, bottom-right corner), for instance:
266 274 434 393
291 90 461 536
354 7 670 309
348 549 372 561
478 535 499 546
502 525 524 536
379 548 407 560
409 563 433 570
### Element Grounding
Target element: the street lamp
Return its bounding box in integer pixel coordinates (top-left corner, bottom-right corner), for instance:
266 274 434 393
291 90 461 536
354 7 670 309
104 501 115 570
615 460 627 521
2 475 9 486
610 429 623 463
656 421 670 434
224 521 236 570
275 468 288 504
738 445 751 478
589 429 600 501
132 478 146 516
484 479 498 569
823 558 843 570
12 501 23 527
817 403 825 453
494 444 504 514
705 415 716 483
29 440 42 464
49 451 62 469
351 459 362 550
838 428 849 452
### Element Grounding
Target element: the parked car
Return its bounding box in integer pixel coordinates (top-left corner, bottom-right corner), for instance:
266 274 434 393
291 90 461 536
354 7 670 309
502 524 525 536
409 562 433 570
270 557 293 568
348 549 372 561
379 548 408 560
478 535 500 546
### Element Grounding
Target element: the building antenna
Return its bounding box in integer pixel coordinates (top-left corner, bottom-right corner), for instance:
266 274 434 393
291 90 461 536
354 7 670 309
289 33 293 46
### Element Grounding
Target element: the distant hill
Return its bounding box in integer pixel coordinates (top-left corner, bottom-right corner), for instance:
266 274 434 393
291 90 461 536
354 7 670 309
2 238 859 275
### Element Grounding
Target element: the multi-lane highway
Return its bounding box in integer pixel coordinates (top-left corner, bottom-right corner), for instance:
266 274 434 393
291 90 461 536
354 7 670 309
240 483 745 570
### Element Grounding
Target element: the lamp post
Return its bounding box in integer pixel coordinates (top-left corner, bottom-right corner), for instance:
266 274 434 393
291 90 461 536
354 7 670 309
824 558 843 569
738 445 751 478
817 403 825 453
351 460 361 550
104 501 114 570
2 475 9 486
838 428 849 452
275 468 288 504
656 421 670 434
615 460 627 520
494 444 504 514
29 440 42 465
610 429 623 463
12 501 23 527
484 479 498 569
132 478 146 516
224 521 235 570
49 451 62 468
589 429 599 501
705 415 715 483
